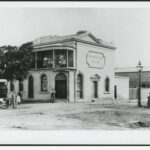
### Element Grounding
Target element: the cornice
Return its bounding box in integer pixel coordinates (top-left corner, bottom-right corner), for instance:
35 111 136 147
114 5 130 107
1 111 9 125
33 45 75 52
76 39 116 50
33 38 76 48
33 37 116 51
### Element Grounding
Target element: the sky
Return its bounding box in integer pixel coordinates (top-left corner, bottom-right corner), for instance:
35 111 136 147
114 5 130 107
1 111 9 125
0 7 150 68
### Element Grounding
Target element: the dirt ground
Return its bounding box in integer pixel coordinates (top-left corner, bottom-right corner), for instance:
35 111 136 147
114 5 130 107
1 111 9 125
0 100 150 130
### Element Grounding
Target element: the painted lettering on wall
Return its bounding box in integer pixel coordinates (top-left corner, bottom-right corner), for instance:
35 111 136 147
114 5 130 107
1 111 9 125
87 51 105 69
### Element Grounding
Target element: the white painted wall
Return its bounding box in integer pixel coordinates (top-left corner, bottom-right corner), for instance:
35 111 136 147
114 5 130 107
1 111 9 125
6 41 116 102
141 88 150 102
77 42 115 101
115 76 129 100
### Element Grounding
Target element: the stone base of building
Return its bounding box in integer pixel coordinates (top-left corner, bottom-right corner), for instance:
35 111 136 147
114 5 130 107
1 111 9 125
22 97 117 104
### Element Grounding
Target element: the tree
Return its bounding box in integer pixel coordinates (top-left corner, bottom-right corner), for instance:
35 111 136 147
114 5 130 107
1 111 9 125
0 42 33 81
0 45 18 80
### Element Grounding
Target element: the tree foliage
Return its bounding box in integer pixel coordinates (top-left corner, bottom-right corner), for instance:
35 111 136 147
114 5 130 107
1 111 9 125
0 42 33 81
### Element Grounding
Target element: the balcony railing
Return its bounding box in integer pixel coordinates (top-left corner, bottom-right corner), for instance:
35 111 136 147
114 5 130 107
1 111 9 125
31 49 74 70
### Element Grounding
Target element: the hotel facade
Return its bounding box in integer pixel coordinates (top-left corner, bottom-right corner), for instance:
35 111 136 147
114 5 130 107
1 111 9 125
8 31 116 102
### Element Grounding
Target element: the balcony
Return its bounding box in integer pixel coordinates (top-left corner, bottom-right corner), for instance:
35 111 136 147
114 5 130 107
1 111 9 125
31 49 75 70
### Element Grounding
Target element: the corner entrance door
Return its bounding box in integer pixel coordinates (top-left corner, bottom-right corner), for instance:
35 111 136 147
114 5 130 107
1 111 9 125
28 76 34 98
55 73 67 99
93 81 98 98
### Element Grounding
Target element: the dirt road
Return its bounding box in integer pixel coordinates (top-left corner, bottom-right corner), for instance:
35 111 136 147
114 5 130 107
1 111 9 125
0 100 150 130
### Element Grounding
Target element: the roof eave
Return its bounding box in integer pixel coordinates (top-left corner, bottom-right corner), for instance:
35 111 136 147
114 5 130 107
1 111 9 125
76 39 116 50
33 35 116 50
33 37 76 48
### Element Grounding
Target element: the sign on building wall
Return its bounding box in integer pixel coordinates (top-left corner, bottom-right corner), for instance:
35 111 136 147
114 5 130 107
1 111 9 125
86 51 105 69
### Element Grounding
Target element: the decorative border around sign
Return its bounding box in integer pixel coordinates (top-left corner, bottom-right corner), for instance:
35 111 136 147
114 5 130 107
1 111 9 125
86 51 105 69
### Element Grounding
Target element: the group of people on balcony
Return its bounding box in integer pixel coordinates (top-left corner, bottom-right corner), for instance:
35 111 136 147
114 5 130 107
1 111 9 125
31 50 74 69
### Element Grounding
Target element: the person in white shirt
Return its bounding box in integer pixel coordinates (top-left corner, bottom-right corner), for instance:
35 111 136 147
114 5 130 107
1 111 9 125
16 93 21 105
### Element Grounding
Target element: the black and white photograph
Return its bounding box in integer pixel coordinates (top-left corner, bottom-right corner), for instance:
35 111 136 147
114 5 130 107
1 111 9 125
1 1 150 145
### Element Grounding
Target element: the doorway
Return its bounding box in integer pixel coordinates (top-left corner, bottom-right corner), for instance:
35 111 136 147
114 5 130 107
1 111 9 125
93 81 98 98
114 85 117 99
28 76 34 98
55 73 67 99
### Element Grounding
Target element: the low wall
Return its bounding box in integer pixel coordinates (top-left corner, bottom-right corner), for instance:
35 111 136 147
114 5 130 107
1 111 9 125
115 76 129 100
129 88 150 102
141 88 150 102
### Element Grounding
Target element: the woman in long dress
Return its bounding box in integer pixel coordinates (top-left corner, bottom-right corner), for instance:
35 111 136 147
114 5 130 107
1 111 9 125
16 93 21 105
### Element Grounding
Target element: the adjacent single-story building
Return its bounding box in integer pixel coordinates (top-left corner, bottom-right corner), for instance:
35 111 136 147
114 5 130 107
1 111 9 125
7 31 118 102
115 67 150 100
114 76 129 100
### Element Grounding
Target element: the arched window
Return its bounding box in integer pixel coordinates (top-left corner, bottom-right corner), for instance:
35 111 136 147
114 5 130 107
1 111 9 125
105 77 110 92
77 74 83 99
28 76 34 98
41 74 48 91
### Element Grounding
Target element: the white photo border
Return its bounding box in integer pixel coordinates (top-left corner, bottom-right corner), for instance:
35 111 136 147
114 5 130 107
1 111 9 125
0 1 150 145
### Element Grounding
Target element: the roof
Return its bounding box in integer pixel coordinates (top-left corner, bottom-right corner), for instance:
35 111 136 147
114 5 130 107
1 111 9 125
33 30 116 50
115 66 150 72
115 75 129 79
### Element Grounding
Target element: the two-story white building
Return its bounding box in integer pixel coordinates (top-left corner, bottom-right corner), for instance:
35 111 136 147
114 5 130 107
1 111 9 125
7 31 116 102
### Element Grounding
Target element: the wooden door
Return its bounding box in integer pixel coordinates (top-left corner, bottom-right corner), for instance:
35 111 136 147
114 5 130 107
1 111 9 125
55 73 67 99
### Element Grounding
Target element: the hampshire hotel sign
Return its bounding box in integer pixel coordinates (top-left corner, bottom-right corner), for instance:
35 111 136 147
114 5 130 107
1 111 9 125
87 51 105 69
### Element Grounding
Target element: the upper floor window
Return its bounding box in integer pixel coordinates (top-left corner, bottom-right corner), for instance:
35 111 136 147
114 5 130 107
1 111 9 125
105 77 110 92
31 53 36 69
55 50 67 67
37 51 53 68
41 74 48 91
37 49 74 69
68 50 73 67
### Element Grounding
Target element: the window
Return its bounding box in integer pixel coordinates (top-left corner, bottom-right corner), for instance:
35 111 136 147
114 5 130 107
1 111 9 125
105 77 110 92
37 50 74 68
77 74 83 99
10 81 14 92
68 50 73 67
28 76 34 98
93 81 98 98
31 53 36 69
41 74 48 91
37 51 53 68
55 50 67 67
19 80 24 91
